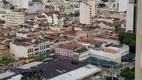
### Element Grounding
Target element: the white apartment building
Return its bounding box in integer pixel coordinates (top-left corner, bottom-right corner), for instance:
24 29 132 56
115 0 128 12
5 10 25 26
10 39 54 59
6 0 29 9
80 0 96 24
126 0 134 32
10 42 36 59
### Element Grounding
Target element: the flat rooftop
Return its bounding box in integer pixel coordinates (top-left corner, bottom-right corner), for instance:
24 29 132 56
0 72 16 80
14 59 87 79
49 64 101 80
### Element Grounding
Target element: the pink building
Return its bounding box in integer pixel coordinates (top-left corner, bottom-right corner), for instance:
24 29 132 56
55 43 89 60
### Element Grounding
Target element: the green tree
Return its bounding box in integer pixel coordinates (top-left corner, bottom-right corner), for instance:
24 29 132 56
98 3 106 8
69 12 74 17
106 76 118 80
118 32 136 53
0 57 15 64
37 54 44 61
120 67 135 80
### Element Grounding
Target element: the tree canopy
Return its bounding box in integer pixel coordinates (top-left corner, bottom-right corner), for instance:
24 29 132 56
118 32 136 53
106 76 118 80
98 3 106 8
120 67 135 80
68 11 80 17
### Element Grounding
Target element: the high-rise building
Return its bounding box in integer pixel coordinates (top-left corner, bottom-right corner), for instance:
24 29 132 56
6 0 29 9
79 0 95 24
5 10 25 26
135 0 142 80
126 0 137 33
115 0 128 12
126 0 134 32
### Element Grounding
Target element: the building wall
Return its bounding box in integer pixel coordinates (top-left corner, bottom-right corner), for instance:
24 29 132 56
118 0 128 12
0 45 10 60
53 14 58 25
91 54 121 63
115 0 128 12
78 51 90 61
135 0 142 79
37 41 52 55
10 43 35 59
28 2 45 13
88 0 96 17
126 0 134 32
5 10 25 26
42 13 53 23
7 0 29 9
55 47 74 58
80 2 91 24
16 33 28 38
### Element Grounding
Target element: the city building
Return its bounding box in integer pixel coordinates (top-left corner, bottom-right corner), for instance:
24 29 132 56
95 0 101 15
6 0 29 9
42 11 64 26
10 39 54 59
115 0 128 12
126 0 137 33
10 41 36 59
78 39 129 63
49 64 101 80
13 59 101 80
135 0 142 79
5 10 25 26
0 43 10 60
0 72 19 80
0 12 5 20
79 0 96 24
55 43 90 61
126 0 134 33
28 2 45 13
24 12 39 21
35 39 54 56
45 5 54 12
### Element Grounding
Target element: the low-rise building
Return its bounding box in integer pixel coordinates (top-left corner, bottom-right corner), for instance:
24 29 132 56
42 11 64 26
10 41 36 59
55 43 89 61
0 44 10 59
10 39 54 59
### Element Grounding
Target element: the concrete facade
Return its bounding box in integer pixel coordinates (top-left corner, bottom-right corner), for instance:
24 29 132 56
6 0 29 9
135 0 142 79
126 0 134 32
5 10 25 26
79 2 92 24
115 0 128 12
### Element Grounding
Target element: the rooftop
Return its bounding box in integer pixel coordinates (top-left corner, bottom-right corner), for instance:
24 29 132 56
75 47 88 53
14 59 87 79
49 64 101 80
58 43 81 50
0 72 16 80
80 39 106 45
